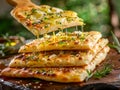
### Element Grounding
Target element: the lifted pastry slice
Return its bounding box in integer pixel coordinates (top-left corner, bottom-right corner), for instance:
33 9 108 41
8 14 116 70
9 39 108 68
1 46 110 83
8 0 84 36
19 31 102 53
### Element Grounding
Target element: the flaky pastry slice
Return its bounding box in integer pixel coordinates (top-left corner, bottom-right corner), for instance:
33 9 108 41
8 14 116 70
19 31 102 53
1 46 110 83
7 0 84 36
9 38 108 67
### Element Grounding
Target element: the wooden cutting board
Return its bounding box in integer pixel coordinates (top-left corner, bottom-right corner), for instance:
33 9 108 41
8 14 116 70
0 49 120 90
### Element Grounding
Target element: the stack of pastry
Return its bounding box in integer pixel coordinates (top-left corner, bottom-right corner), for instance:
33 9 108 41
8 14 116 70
1 0 110 83
1 31 110 82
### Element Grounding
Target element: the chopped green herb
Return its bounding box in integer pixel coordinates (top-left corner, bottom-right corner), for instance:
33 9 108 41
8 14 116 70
56 21 62 24
43 17 48 20
58 41 66 45
67 18 73 22
26 14 31 19
25 9 37 19
41 69 46 73
50 7 53 10
48 13 54 15
79 33 86 41
71 37 75 41
44 25 49 28
24 12 28 15
31 8 37 14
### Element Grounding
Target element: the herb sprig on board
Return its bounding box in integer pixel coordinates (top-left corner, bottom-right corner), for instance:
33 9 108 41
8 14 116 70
85 70 93 81
108 31 120 53
86 64 112 81
93 64 112 79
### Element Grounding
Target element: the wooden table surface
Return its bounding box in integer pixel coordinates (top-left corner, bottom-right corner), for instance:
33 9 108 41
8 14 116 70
0 49 120 90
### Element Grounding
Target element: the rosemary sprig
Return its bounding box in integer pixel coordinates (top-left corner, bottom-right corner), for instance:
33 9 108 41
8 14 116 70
109 31 120 53
93 64 112 79
111 31 120 46
85 70 93 81
86 64 112 81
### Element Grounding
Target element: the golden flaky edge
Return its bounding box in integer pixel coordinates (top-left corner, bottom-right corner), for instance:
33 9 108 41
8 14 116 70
11 4 84 36
1 46 110 83
9 38 108 67
19 31 102 52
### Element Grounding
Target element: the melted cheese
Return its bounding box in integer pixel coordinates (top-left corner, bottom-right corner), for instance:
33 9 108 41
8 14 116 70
19 31 102 52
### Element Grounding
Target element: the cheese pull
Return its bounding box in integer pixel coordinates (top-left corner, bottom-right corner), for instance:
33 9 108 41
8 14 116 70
7 0 84 36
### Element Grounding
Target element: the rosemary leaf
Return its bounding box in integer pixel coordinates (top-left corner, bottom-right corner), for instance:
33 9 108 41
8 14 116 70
108 44 120 53
110 31 120 53
111 31 120 47
85 70 93 81
93 64 112 79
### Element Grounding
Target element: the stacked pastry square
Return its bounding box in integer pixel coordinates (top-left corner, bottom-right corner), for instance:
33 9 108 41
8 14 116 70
1 31 110 83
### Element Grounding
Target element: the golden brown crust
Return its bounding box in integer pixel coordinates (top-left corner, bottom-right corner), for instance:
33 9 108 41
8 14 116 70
19 31 102 52
9 38 108 67
11 3 84 36
1 46 110 83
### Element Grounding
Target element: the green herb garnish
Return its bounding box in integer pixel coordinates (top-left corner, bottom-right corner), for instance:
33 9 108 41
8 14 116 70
43 17 48 20
25 8 37 19
56 21 62 24
86 70 93 81
31 8 37 13
71 37 75 41
79 33 86 41
58 41 66 45
44 25 49 28
109 31 120 53
93 64 112 79
86 64 112 81
26 14 31 19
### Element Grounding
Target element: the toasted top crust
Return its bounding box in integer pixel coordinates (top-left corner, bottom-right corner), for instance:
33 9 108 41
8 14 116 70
1 46 110 82
9 38 108 67
11 4 84 36
19 31 102 52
